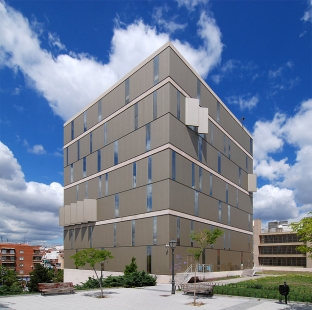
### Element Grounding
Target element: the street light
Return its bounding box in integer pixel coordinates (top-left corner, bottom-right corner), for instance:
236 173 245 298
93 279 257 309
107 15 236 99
169 239 177 294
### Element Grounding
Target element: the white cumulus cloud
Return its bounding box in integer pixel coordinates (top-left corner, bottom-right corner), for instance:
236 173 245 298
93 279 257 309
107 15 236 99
227 94 259 111
0 141 63 244
0 1 223 121
175 0 208 11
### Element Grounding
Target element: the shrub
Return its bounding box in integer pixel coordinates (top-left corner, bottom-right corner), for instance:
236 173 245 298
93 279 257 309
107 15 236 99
124 257 138 275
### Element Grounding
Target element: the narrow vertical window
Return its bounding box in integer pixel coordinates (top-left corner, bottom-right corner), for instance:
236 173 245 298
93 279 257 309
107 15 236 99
199 167 202 192
209 173 213 196
114 140 118 165
218 151 221 174
153 217 157 245
228 138 231 159
211 122 214 145
85 181 88 198
84 111 87 132
104 123 107 146
76 184 79 201
146 184 152 212
153 91 157 120
177 217 180 246
134 102 138 130
236 188 238 208
146 123 151 151
153 55 159 84
125 78 130 104
88 226 93 248
198 136 202 162
248 214 251 230
146 246 152 273
132 220 135 246
90 132 92 154
105 173 109 196
250 137 253 155
195 191 199 216
197 78 201 104
239 167 242 186
70 164 73 183
83 157 86 178
115 194 119 218
190 221 194 247
98 176 102 198
133 162 137 188
71 120 74 140
217 101 220 123
114 223 116 247
192 162 195 189
246 155 248 171
66 147 68 166
77 140 80 160
218 201 222 222
228 205 231 225
148 156 152 184
226 183 228 204
70 229 74 249
224 134 226 154
97 150 101 172
98 101 102 122
177 90 181 120
172 151 176 181
228 230 231 250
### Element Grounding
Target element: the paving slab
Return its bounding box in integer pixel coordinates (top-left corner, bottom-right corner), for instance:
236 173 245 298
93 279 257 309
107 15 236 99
0 284 311 310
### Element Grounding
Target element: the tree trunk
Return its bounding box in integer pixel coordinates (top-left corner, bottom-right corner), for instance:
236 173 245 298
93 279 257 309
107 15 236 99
94 268 104 298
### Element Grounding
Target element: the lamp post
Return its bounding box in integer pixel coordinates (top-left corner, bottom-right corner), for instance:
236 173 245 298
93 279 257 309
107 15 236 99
169 239 177 294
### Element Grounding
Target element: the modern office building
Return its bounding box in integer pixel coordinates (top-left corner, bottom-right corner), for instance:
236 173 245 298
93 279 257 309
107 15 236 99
254 219 312 268
60 42 256 282
0 243 42 280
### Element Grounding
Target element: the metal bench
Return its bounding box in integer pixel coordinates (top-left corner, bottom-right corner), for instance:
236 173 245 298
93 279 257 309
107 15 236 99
181 283 214 296
38 282 75 295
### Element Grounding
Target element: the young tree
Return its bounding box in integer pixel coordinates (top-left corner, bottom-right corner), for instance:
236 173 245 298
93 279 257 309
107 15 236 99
189 228 223 306
290 213 312 257
28 264 53 292
70 248 113 298
124 257 138 275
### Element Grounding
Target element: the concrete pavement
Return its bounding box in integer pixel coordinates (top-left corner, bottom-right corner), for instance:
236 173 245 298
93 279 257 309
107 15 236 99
0 284 311 310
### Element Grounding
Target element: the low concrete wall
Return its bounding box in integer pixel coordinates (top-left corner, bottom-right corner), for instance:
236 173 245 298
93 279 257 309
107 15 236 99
259 266 312 273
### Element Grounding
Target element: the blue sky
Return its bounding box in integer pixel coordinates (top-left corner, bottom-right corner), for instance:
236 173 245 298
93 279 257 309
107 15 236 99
0 0 311 245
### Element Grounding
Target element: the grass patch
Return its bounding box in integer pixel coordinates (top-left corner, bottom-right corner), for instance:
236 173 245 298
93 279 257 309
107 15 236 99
214 274 312 303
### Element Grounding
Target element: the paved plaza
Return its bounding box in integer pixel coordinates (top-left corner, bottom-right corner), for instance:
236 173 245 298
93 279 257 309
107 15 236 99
0 284 311 310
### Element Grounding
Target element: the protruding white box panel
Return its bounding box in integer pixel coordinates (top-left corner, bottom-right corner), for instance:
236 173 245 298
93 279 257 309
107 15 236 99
59 206 65 226
77 201 84 224
84 199 97 222
70 203 77 225
198 107 208 134
248 174 257 192
185 98 199 126
64 205 71 226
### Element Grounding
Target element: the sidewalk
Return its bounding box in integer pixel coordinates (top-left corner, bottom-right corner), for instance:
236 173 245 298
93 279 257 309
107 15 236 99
0 284 311 310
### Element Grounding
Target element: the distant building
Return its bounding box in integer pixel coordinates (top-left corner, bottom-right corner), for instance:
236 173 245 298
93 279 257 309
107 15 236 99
41 246 64 270
0 243 41 281
60 42 256 283
253 219 312 269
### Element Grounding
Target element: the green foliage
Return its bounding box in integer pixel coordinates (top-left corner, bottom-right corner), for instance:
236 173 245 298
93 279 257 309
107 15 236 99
189 228 223 262
28 264 53 292
0 266 19 287
290 213 312 257
75 276 102 290
49 269 64 283
70 248 113 269
124 257 138 275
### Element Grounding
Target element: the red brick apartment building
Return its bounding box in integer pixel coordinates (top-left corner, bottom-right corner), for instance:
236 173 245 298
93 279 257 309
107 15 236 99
0 243 42 280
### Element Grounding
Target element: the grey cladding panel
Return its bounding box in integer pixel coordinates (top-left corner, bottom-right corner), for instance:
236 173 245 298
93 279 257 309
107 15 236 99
102 83 125 120
92 125 104 153
68 143 77 165
153 179 170 211
87 104 98 130
159 48 170 82
152 149 170 182
201 87 217 119
74 114 84 139
80 134 90 158
64 124 71 145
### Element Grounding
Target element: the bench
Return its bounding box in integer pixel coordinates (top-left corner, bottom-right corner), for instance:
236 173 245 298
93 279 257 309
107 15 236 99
38 282 75 295
181 283 214 296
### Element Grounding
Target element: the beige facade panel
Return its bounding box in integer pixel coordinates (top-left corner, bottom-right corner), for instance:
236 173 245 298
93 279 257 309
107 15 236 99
64 124 71 146
68 142 77 166
220 249 241 271
64 186 76 206
212 176 226 202
64 249 76 269
101 143 114 171
248 174 257 192
86 101 99 131
201 168 210 197
185 97 199 126
136 157 148 188
175 152 192 189
59 207 65 226
198 107 209 134
152 179 170 212
92 125 104 153
135 218 153 246
102 82 125 120
169 48 197 99
153 149 170 182
180 217 191 247
116 221 132 247
64 205 71 226
64 165 70 187
156 83 171 118
238 191 252 214
168 83 178 117
139 93 153 128
79 226 89 249
77 201 84 224
206 143 218 172
151 245 170 275
63 148 67 168
158 47 170 83
129 59 153 101
155 215 169 246
86 152 97 177
87 177 98 200
83 199 97 222
79 133 90 159
70 203 77 224
151 114 170 150
73 159 82 183
201 87 217 120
